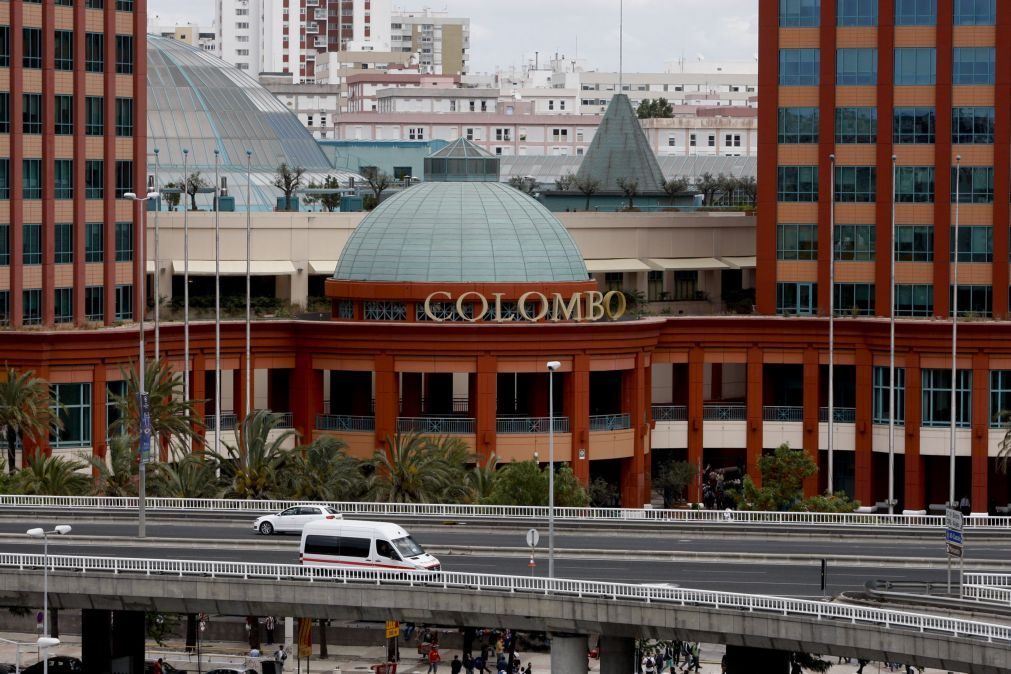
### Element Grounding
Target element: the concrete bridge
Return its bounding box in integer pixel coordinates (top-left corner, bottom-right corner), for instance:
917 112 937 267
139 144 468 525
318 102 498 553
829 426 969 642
0 554 1007 674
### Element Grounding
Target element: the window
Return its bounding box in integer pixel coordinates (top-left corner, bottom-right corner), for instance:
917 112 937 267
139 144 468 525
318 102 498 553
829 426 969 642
990 371 1011 428
116 0 135 9
777 224 818 260
951 284 992 317
671 271 698 301
603 272 623 292
22 93 41 134
85 97 104 136
85 223 103 263
408 127 424 140
838 0 877 25
85 286 104 321
363 302 406 321
106 380 127 433
115 284 133 321
834 166 876 202
85 33 104 73
951 107 994 144
835 224 876 260
22 159 41 200
894 48 935 85
873 366 906 424
647 271 664 301
707 135 716 147
777 283 817 316
895 225 933 261
779 49 820 86
50 383 92 448
837 48 877 85
55 30 73 71
23 28 42 69
953 0 995 25
0 27 9 67
0 291 8 326
777 166 819 202
895 284 933 316
552 129 569 141
495 128 512 141
894 166 934 203
951 225 992 262
835 107 877 143
781 0 820 25
834 283 875 315
115 98 133 137
54 288 72 324
115 161 133 198
115 35 134 74
115 222 133 262
778 108 819 143
895 0 935 24
22 224 41 265
55 159 73 199
951 166 993 203
22 288 41 326
55 223 73 264
952 47 995 85
922 369 971 428
0 159 8 200
86 0 106 7
55 95 73 135
0 93 8 133
0 224 7 265
85 160 104 199
892 107 934 144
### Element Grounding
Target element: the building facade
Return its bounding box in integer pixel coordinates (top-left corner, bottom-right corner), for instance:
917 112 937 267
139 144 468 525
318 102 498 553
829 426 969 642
390 9 470 76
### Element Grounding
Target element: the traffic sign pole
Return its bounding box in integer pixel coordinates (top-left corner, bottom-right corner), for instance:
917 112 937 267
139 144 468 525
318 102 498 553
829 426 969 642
945 508 964 595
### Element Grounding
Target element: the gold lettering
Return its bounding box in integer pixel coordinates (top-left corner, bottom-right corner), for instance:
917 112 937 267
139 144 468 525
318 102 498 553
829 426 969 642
551 293 583 322
603 290 627 320
586 291 605 321
518 291 549 321
423 291 452 322
491 293 509 323
456 291 488 323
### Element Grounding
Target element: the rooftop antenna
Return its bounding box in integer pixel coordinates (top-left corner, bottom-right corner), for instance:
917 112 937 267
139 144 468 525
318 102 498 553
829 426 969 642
619 0 624 90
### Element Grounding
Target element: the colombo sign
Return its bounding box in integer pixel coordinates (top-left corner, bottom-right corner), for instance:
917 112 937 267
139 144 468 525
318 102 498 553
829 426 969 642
423 290 627 323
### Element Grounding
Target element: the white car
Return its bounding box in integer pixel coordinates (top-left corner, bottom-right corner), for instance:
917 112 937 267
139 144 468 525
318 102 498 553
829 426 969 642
253 505 342 535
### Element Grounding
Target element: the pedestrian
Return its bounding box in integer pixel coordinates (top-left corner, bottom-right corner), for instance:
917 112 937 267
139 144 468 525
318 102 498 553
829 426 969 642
689 643 701 672
265 616 275 645
523 664 532 674
450 654 463 674
273 645 287 673
153 659 163 674
856 658 869 674
462 652 474 674
473 653 488 673
959 495 971 516
428 646 442 673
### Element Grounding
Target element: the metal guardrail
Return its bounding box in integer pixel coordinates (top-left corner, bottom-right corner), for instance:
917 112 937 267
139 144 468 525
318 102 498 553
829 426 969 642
964 574 1011 587
703 404 746 421
652 405 688 422
3 553 1008 646
275 412 294 429
496 417 570 434
315 414 376 432
763 406 803 422
963 585 1011 605
204 414 239 432
589 413 631 431
819 407 857 423
397 417 475 434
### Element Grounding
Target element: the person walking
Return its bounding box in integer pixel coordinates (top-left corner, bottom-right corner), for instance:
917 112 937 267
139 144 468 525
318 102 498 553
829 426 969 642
428 646 442 673
153 659 163 674
264 616 275 645
450 654 463 674
689 643 701 672
462 653 474 674
856 659 869 674
273 645 287 673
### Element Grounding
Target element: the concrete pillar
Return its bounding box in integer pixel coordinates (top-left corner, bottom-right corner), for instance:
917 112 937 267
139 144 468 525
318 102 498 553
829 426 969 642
569 355 591 485
598 635 635 674
291 351 324 443
725 645 790 674
81 609 111 674
475 355 498 462
687 347 704 503
550 633 588 674
971 351 989 513
904 353 924 512
854 348 873 504
746 347 763 487
802 348 820 497
374 355 398 449
111 609 145 674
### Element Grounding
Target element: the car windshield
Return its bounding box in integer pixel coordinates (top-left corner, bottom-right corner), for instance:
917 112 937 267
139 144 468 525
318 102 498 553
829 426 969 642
324 507 341 515
392 536 424 558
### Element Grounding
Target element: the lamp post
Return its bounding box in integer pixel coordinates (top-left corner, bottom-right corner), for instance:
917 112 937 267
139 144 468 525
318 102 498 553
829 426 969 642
27 525 71 674
124 191 161 538
889 155 897 514
245 150 252 418
546 360 561 578
951 155 961 509
182 149 191 435
213 149 221 455
153 148 161 358
828 154 835 495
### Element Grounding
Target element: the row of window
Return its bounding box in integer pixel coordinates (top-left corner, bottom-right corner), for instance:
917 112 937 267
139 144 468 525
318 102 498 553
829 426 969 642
777 282 996 317
0 284 131 332
0 222 132 266
777 165 994 203
0 93 133 137
22 1 135 10
0 28 134 74
0 158 134 200
781 0 995 27
780 47 994 86
778 224 995 262
779 107 994 145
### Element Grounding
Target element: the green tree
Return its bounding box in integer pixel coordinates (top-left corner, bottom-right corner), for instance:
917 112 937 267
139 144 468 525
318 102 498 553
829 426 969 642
151 452 220 498
637 98 673 118
85 435 137 496
161 182 182 211
736 444 858 512
554 173 577 192
303 175 344 212
653 460 698 507
588 477 619 507
272 163 305 210
507 175 538 195
616 178 639 210
214 409 297 499
575 176 601 211
367 433 474 504
184 172 210 212
287 435 367 501
0 367 62 475
15 453 90 495
484 460 589 507
997 411 1011 474
661 177 691 204
468 453 499 503
111 360 203 459
362 166 394 205
146 613 182 647
695 172 721 206
736 175 758 207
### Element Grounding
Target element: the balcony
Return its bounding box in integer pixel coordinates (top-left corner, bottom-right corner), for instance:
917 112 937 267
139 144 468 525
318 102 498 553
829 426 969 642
397 417 475 434
316 414 376 432
204 413 238 431
652 405 687 422
589 414 631 431
496 417 570 434
703 403 746 421
763 406 803 422
819 407 856 423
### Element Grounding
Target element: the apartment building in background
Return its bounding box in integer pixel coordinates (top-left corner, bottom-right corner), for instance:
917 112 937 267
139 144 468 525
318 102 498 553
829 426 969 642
0 0 146 328
390 8 470 75
149 23 217 56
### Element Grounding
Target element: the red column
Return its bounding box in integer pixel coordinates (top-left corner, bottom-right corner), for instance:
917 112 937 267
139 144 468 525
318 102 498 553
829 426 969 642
802 348 820 497
400 373 422 417
569 355 590 486
373 355 397 451
627 352 649 506
102 4 116 325
746 347 763 487
971 352 989 512
933 0 954 318
290 351 323 446
817 0 838 315
995 3 1011 318
854 348 873 505
72 0 86 324
41 0 55 325
475 355 497 463
754 0 779 314
687 347 704 503
92 367 107 477
904 354 924 511
9 1 23 328
192 353 207 453
874 0 896 317
133 2 149 322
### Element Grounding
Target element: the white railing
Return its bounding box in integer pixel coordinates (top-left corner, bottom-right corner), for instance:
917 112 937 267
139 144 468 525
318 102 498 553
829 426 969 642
3 553 1009 647
963 585 1011 605
2 495 1011 527
964 573 1011 587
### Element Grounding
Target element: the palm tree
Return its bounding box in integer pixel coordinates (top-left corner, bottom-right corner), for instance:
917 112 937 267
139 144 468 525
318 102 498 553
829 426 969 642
111 360 203 459
84 435 137 496
214 409 296 499
368 433 473 503
468 453 499 503
15 453 90 495
287 436 367 501
151 451 220 498
0 367 62 474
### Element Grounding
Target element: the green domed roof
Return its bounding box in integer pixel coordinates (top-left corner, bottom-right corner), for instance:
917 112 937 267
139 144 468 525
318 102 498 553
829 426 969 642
334 182 589 283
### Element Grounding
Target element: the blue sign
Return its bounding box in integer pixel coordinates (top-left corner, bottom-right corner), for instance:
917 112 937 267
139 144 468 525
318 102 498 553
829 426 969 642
945 529 963 546
138 392 152 461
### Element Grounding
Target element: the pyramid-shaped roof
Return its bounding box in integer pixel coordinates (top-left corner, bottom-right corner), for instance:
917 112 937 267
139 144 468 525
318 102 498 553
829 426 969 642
428 137 496 159
425 137 500 182
575 94 666 193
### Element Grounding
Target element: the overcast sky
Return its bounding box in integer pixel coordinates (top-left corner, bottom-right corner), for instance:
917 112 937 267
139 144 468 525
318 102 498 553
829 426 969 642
149 0 758 73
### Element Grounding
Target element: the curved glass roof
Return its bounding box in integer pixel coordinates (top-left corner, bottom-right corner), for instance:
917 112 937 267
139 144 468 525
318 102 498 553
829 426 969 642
334 182 589 283
147 35 358 211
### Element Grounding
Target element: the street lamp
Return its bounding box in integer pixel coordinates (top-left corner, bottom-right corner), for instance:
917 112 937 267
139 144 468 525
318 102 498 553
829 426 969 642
213 149 221 456
951 155 961 509
828 154 835 495
888 155 897 515
546 360 561 578
124 191 161 539
245 150 253 419
27 525 71 674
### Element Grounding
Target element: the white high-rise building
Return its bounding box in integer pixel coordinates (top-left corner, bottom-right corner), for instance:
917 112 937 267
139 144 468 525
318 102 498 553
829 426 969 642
217 0 261 72
390 8 470 75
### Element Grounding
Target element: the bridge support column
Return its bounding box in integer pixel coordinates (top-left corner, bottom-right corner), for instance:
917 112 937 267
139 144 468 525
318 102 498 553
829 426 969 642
550 633 588 674
111 610 146 674
598 635 635 674
81 609 111 674
81 609 146 674
725 645 790 674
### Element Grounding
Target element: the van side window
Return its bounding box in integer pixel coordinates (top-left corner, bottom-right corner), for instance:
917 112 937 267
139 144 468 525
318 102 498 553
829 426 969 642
341 536 371 558
376 540 399 559
304 535 340 556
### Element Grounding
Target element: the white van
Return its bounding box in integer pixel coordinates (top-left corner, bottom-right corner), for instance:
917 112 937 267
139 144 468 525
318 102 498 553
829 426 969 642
299 520 441 571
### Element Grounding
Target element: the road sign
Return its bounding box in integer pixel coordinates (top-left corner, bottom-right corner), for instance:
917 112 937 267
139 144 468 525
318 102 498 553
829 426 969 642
138 392 152 462
946 508 964 532
385 620 400 639
526 528 540 548
945 529 963 546
946 543 963 558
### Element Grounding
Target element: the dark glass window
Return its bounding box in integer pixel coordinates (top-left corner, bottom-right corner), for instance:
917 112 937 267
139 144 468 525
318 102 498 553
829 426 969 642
115 161 133 198
115 35 134 75
777 224 818 260
85 97 104 136
894 225 933 261
54 288 73 324
781 0 820 26
115 284 133 321
55 95 73 135
834 283 875 316
54 30 73 71
893 107 935 144
951 225 993 262
22 159 42 200
115 222 132 262
0 92 8 133
951 107 994 144
22 223 41 265
895 0 935 24
85 160 104 199
23 28 42 69
86 0 105 7
55 159 73 199
954 0 995 25
85 223 103 263
0 291 9 326
23 289 41 326
116 0 135 9
838 0 878 25
778 107 819 143
990 371 1011 429
834 224 876 261
777 166 819 202
953 47 995 85
777 283 817 316
894 166 934 203
895 284 934 316
85 33 104 73
22 94 42 134
894 48 935 85
56 0 74 6
951 166 994 203
779 49 820 86
836 48 877 85
115 98 133 137
835 107 877 143
0 159 8 199
0 224 7 265
873 366 906 424
55 223 73 264
85 286 103 321
951 285 992 317
0 27 9 67
834 166 876 202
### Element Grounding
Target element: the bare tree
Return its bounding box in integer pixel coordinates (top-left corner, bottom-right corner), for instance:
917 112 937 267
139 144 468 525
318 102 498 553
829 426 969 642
662 177 691 204
737 175 758 207
616 178 640 210
272 163 305 210
184 172 210 212
362 166 394 203
575 176 601 211
695 172 721 206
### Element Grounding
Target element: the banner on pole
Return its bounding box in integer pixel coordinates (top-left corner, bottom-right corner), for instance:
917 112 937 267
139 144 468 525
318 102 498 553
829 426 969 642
138 392 152 462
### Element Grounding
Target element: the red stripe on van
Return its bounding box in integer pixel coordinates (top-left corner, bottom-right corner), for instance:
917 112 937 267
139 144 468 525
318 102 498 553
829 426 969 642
302 557 437 570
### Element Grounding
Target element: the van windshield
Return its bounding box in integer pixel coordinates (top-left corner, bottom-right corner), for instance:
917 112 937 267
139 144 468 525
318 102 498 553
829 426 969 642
392 536 424 558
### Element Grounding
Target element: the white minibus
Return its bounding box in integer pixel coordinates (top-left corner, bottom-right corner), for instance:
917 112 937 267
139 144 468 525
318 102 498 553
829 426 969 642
299 520 441 571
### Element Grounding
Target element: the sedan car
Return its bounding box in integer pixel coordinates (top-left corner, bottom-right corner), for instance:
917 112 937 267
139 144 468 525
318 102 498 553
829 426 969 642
22 657 83 674
253 505 342 535
146 661 187 674
205 669 258 674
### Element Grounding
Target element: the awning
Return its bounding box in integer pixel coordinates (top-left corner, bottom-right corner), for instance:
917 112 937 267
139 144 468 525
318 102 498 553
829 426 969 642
647 257 729 271
720 256 757 269
171 260 297 276
309 260 340 275
584 258 653 273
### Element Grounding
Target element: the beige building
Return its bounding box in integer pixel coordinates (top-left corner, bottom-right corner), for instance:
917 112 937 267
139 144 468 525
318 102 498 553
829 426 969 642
391 9 470 76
